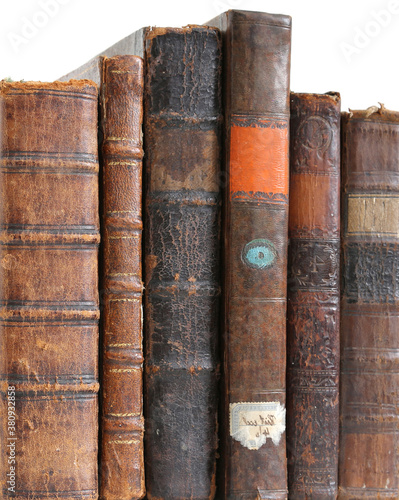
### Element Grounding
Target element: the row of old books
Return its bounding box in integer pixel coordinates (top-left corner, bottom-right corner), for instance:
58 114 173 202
1 8 398 500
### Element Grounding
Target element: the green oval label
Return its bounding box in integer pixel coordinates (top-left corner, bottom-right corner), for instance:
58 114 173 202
242 239 277 270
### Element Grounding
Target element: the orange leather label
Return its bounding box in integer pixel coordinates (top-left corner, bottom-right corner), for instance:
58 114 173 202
230 121 289 200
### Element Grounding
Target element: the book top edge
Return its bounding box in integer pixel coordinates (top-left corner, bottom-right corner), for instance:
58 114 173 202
102 54 143 64
343 103 399 123
209 9 292 28
0 79 98 94
291 91 341 103
144 25 220 39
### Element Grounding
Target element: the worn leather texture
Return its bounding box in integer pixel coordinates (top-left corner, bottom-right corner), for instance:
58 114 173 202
0 80 100 499
100 56 145 500
206 10 291 499
143 27 222 499
339 106 399 499
287 93 341 499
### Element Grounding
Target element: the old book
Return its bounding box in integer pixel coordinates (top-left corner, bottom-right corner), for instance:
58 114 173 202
0 80 99 498
206 10 291 499
100 56 145 500
62 25 222 499
143 26 222 499
287 92 341 498
339 105 399 498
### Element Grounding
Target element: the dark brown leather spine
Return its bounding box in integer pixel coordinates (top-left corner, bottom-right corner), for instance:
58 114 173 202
207 10 291 499
100 56 145 500
339 106 399 499
287 92 341 499
0 80 99 498
143 27 222 499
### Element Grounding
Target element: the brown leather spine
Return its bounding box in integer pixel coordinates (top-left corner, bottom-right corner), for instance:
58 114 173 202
339 105 399 499
0 80 99 499
100 56 145 500
207 10 291 499
143 27 222 499
287 92 341 499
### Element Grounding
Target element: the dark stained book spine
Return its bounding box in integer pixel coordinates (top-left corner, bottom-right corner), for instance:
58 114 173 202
0 80 99 499
100 55 145 500
143 27 222 499
339 105 399 499
207 10 291 499
287 92 341 499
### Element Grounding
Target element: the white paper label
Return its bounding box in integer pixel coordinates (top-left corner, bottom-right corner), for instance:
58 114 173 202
229 402 286 450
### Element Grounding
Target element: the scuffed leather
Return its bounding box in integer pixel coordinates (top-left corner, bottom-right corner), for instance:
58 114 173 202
287 92 341 500
339 106 399 499
0 80 100 499
143 27 222 499
100 56 145 500
206 10 291 499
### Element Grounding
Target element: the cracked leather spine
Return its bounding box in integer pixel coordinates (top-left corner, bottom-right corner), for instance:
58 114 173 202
100 56 145 500
287 92 341 500
143 27 222 499
339 107 399 499
0 80 99 499
206 10 291 499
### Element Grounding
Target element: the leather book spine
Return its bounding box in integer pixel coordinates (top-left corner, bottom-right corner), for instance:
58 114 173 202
339 106 399 499
287 92 341 499
0 81 99 498
143 27 222 499
100 56 145 500
207 10 291 499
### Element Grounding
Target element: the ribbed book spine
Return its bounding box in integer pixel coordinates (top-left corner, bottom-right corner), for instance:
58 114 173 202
143 27 222 499
339 106 399 499
207 10 291 499
100 56 145 500
0 81 99 499
287 92 341 499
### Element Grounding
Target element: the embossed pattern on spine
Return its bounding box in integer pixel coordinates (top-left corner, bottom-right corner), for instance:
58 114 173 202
206 10 291 499
287 92 341 499
143 27 222 499
0 80 99 499
339 106 399 499
100 56 145 500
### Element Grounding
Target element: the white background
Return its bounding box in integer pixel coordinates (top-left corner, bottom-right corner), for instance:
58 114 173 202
1 0 399 112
